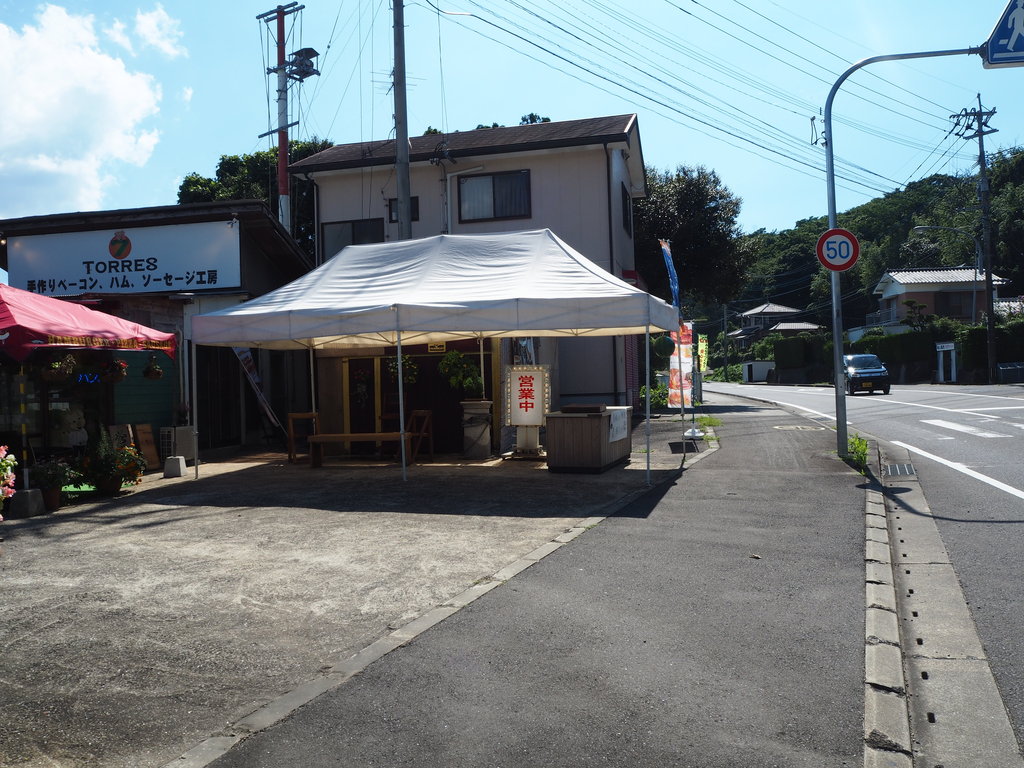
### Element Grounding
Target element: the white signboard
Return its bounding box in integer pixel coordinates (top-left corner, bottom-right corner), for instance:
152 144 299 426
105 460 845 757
607 406 629 443
506 365 549 426
7 220 241 296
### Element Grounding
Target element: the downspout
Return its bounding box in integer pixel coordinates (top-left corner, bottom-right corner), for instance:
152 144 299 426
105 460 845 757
304 173 321 266
605 143 620 405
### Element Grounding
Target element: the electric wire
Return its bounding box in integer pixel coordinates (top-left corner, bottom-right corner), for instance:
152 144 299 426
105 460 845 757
424 2 893 197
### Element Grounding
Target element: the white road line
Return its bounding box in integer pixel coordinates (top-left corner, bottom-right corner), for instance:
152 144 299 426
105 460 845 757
766 400 840 423
854 397 1006 419
928 391 1024 402
921 419 1009 438
892 441 1024 500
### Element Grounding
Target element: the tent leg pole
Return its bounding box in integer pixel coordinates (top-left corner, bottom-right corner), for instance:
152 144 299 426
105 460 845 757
397 332 407 482
478 337 485 399
645 326 651 486
191 340 200 480
678 325 686 463
309 347 316 412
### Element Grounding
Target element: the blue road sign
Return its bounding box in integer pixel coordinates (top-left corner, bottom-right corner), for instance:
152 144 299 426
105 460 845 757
985 0 1024 68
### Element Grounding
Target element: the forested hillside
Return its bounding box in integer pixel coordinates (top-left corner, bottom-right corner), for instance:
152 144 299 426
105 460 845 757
635 148 1023 332
731 147 1021 326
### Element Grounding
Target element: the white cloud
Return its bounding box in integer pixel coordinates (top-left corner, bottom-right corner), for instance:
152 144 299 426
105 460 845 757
104 18 133 55
181 85 194 105
134 4 187 59
0 5 162 217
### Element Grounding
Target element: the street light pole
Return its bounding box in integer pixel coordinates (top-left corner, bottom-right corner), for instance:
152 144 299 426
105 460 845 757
824 45 981 456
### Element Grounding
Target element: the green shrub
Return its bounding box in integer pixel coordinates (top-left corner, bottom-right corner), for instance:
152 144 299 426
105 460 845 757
640 383 668 408
846 432 869 474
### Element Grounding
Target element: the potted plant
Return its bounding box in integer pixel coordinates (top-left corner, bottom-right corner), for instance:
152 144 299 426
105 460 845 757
438 350 484 398
41 353 76 383
0 445 17 521
142 354 164 380
386 353 419 384
79 430 147 496
31 458 81 511
438 350 491 459
101 358 129 383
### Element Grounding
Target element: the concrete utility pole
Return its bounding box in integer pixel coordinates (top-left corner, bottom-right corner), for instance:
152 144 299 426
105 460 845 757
257 3 319 234
952 96 999 384
393 1 412 241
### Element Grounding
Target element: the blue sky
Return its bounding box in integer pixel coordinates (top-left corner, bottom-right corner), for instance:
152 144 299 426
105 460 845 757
2 0 1022 249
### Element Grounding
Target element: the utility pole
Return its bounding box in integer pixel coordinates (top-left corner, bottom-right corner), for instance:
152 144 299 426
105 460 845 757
952 95 999 384
393 1 412 241
257 3 319 234
722 306 729 383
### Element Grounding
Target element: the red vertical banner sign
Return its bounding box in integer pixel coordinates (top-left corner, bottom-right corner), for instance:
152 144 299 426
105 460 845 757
667 322 694 408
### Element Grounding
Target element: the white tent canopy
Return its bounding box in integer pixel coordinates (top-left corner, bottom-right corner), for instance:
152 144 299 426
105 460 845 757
191 229 677 349
190 229 677 482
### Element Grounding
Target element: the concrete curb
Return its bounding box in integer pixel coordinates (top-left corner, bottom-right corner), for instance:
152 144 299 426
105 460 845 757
162 441 715 768
863 452 913 768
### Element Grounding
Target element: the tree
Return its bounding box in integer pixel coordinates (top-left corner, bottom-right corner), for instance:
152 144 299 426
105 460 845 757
633 165 747 305
520 113 551 125
177 138 333 260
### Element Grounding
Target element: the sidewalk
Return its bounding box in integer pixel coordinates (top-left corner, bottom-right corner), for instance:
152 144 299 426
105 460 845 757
0 394 872 767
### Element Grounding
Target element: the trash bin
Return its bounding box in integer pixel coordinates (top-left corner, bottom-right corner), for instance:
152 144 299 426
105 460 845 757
546 404 632 473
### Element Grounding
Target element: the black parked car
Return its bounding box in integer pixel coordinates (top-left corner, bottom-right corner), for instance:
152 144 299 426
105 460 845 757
843 354 890 395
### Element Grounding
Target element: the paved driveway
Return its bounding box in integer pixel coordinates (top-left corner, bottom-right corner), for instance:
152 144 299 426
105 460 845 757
1 433 682 768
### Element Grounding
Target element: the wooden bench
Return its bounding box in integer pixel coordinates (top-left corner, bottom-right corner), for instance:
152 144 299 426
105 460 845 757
307 410 433 467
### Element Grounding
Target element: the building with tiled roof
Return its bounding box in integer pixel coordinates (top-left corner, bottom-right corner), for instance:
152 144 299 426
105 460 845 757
872 266 1008 326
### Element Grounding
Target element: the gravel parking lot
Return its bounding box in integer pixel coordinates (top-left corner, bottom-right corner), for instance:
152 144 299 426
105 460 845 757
0 429 683 768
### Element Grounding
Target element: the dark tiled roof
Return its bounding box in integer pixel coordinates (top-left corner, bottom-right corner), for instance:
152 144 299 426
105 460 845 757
290 114 640 174
741 302 800 316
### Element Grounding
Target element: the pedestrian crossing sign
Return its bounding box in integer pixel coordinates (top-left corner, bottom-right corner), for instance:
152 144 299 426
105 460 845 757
985 0 1024 68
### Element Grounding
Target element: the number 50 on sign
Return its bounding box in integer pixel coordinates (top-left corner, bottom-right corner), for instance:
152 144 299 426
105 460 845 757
816 228 860 272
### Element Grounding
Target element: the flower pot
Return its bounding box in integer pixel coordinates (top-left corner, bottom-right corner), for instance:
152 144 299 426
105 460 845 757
40 487 62 512
94 477 124 496
143 369 163 380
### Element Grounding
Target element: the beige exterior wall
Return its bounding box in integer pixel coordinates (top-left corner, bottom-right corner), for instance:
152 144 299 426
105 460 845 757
311 145 638 276
308 140 642 410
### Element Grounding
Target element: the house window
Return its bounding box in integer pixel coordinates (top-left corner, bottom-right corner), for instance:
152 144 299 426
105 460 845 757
388 196 420 223
458 170 531 222
621 183 632 238
321 218 385 259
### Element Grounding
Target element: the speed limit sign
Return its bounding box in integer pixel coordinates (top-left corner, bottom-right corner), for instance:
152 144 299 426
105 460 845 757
816 228 860 272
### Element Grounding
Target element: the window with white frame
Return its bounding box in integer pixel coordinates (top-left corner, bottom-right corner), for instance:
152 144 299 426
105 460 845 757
458 170 531 222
